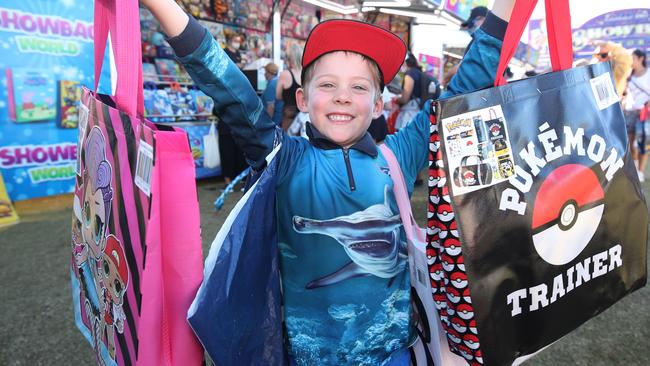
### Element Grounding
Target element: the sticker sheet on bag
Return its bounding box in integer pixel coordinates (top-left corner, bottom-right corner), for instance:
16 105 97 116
441 105 516 196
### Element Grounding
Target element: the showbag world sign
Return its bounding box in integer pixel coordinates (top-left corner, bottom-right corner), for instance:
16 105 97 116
0 0 108 201
0 7 93 56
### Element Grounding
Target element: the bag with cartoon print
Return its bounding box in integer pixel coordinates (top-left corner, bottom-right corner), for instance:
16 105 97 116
426 1 648 365
69 1 203 365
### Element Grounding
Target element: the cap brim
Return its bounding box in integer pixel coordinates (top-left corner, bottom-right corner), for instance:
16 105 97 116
302 19 407 85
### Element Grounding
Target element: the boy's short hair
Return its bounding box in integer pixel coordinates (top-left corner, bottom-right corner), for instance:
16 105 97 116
301 19 406 91
301 51 383 99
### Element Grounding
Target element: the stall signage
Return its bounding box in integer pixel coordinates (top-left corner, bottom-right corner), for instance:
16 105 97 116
573 8 650 59
0 0 108 201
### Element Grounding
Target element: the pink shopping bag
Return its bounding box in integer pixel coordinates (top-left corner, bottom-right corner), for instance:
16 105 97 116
70 1 203 365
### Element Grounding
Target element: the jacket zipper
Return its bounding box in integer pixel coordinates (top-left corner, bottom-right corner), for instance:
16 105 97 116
342 148 356 191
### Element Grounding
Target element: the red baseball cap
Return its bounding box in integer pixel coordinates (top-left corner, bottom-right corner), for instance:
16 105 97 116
302 19 407 87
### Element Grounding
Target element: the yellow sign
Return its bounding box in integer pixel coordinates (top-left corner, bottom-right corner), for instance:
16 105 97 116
0 174 19 227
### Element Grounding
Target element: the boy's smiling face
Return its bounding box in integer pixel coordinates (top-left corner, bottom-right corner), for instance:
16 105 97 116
296 51 384 148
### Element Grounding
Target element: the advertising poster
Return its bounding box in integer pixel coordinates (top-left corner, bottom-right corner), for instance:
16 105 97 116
418 53 442 81
573 8 650 60
444 0 488 21
0 173 19 227
0 0 109 201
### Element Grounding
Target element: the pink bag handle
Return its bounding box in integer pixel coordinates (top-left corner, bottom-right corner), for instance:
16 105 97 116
93 0 144 117
378 144 425 244
494 0 573 86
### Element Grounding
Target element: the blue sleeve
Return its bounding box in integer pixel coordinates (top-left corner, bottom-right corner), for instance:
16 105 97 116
384 12 506 193
262 79 277 105
168 17 276 170
440 11 507 99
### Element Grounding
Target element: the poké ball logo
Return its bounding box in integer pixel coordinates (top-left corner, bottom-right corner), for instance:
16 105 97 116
498 122 625 265
502 123 626 317
531 164 604 265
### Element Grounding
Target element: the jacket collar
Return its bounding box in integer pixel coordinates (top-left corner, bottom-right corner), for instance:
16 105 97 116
306 122 377 157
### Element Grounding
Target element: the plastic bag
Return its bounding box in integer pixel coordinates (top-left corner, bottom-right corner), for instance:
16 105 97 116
203 122 220 168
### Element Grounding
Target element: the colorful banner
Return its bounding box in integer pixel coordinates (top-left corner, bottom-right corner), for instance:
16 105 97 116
573 8 650 59
444 0 488 22
418 53 442 81
0 0 108 201
528 9 650 70
0 173 19 227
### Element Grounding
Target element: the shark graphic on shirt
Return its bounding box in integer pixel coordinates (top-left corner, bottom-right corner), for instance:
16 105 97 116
293 186 407 289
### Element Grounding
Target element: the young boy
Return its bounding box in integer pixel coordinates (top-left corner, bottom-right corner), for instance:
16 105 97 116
142 0 514 364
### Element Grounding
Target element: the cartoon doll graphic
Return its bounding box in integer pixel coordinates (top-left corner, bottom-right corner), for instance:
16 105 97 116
98 235 129 359
72 126 119 364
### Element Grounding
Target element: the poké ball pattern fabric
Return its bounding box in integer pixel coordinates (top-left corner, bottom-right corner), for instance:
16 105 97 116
427 106 483 366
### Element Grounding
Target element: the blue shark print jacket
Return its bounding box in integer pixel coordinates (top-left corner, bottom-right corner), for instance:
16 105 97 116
172 12 507 366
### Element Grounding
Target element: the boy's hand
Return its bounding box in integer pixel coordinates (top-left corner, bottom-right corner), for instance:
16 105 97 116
139 0 189 37
491 0 516 21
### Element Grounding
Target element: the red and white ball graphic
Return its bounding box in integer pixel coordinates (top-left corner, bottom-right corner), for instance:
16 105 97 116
447 329 462 344
447 286 461 303
463 334 481 350
469 319 478 334
450 271 468 289
457 303 474 320
532 164 604 265
451 317 467 333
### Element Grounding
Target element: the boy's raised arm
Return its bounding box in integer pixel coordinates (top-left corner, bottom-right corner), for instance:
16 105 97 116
442 0 515 98
140 0 276 169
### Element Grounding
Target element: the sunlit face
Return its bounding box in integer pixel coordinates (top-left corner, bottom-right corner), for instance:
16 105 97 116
297 52 383 148
81 183 107 258
99 250 127 305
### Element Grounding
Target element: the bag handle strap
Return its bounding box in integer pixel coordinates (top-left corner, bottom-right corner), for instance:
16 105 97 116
93 0 144 117
495 0 573 86
378 144 425 244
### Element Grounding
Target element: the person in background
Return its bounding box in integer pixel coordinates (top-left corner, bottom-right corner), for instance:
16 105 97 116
460 5 488 33
504 66 515 81
276 42 303 131
262 62 283 126
367 115 388 143
593 41 632 98
223 31 244 68
624 49 650 182
394 53 422 130
442 5 489 86
215 30 248 188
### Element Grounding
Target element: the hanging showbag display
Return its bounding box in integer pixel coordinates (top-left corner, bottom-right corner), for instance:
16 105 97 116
427 1 648 365
70 1 204 365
